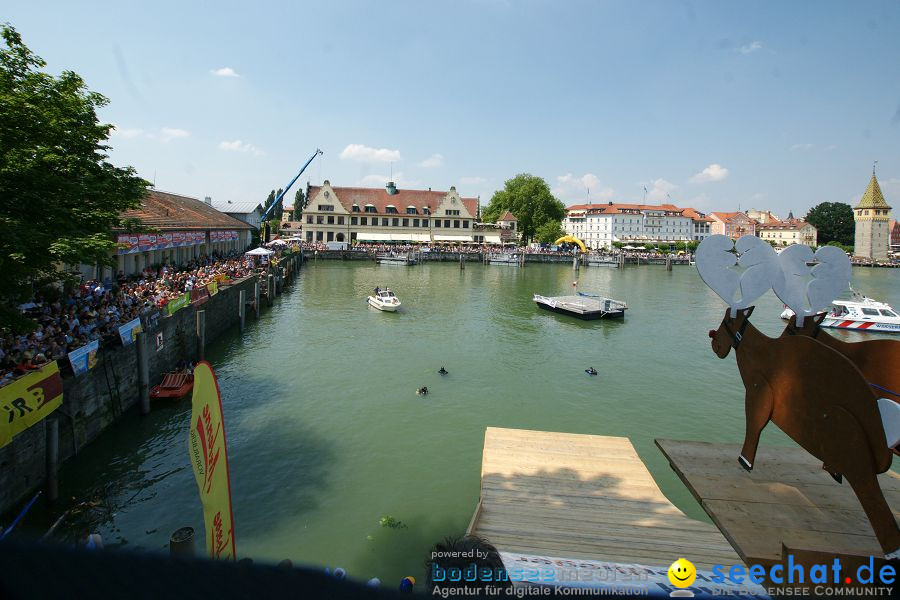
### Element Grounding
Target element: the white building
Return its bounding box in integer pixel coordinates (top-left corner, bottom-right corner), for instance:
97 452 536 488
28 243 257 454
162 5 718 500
563 203 710 249
757 217 817 247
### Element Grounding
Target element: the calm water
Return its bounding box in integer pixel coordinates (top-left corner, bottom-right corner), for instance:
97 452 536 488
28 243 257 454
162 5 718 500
20 261 900 584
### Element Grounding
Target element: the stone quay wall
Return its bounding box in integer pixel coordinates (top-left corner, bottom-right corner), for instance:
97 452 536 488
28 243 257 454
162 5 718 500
301 250 691 266
0 253 301 516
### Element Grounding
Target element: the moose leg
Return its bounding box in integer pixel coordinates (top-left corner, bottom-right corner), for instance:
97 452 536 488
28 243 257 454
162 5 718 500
845 469 900 557
739 390 772 471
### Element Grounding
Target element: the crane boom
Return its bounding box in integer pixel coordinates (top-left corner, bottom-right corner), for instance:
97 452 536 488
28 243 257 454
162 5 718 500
258 148 323 224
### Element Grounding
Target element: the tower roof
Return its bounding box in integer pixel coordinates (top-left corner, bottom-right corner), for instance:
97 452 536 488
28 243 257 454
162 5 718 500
854 173 891 210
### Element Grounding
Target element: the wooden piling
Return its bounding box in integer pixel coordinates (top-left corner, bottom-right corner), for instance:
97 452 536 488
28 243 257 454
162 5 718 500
460 254 465 270
196 310 206 361
666 254 672 271
136 331 150 415
238 289 246 333
45 419 59 502
267 275 274 306
254 280 261 318
169 526 195 557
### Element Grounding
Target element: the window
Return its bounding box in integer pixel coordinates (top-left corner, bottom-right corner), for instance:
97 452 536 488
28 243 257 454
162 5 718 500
447 209 460 216
316 216 324 224
402 218 409 227
306 232 313 242
392 218 399 227
434 220 441 228
327 231 334 242
352 204 360 212
862 308 879 316
386 205 398 214
382 218 388 226
327 216 334 224
422 219 429 227
318 205 334 211
407 207 416 214
316 231 323 241
361 217 367 225
423 207 431 215
444 220 451 228
880 310 898 318
413 218 420 227
365 205 376 213
307 215 313 224
463 221 469 228
337 216 344 225
453 220 460 228
351 217 358 225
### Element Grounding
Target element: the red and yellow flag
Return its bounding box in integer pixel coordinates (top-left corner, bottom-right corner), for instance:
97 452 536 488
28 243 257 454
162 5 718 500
0 362 64 449
188 362 236 559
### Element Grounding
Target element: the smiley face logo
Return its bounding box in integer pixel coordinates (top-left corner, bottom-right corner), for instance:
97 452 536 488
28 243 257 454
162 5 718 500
667 558 696 588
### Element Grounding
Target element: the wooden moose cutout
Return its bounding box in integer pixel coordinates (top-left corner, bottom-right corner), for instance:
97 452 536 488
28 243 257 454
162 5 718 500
697 235 900 558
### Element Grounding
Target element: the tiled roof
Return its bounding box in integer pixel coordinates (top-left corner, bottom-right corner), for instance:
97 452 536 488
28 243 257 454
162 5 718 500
758 219 813 231
680 207 715 223
121 190 255 230
499 211 517 221
710 211 756 224
566 202 713 219
855 174 892 210
210 199 264 215
309 185 478 217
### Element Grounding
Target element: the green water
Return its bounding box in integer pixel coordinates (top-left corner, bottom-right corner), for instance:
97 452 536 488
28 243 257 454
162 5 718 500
24 262 900 584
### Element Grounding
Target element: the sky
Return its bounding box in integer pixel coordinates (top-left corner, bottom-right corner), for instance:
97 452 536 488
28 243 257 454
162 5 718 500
5 0 900 217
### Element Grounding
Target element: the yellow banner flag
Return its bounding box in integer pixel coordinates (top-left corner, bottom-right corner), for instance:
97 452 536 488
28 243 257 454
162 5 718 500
0 362 64 449
188 362 236 559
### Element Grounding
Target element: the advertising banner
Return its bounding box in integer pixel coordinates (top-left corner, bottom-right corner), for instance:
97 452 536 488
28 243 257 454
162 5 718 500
138 233 157 251
116 234 140 254
117 318 143 346
191 287 210 305
211 231 221 242
159 233 174 248
0 362 64 449
189 362 236 560
166 293 191 315
207 281 219 297
173 231 186 246
67 340 99 376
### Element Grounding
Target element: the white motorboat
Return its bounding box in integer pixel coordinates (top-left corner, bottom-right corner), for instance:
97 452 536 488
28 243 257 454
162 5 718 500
488 253 521 266
780 290 900 333
376 252 416 265
367 288 401 312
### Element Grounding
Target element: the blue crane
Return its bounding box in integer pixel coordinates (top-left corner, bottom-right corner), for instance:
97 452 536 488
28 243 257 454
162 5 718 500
258 148 323 236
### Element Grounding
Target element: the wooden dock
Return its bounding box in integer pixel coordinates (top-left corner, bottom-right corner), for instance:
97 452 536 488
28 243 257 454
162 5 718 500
467 427 742 570
656 439 900 567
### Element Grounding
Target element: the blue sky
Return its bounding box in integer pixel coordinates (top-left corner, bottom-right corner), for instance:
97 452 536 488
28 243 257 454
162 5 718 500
6 1 900 216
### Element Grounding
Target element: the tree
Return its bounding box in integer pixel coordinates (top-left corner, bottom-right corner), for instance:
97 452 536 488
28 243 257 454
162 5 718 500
482 174 565 242
294 187 309 212
263 188 284 221
806 202 854 247
535 220 564 245
0 26 148 321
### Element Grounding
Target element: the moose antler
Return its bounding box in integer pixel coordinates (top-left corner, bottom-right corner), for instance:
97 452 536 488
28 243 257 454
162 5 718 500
696 235 781 317
772 245 851 326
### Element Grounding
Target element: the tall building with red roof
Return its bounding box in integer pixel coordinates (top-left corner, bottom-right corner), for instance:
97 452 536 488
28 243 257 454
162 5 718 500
302 181 479 244
562 202 711 249
708 212 757 238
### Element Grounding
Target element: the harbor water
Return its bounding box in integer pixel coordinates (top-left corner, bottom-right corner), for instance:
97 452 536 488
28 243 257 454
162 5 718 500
20 261 900 584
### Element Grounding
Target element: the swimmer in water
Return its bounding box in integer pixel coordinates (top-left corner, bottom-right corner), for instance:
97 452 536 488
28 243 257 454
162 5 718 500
417 386 429 395
585 367 598 376
438 366 448 375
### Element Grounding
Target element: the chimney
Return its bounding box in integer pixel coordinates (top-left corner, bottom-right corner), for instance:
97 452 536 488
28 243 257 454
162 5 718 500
204 196 212 205
386 181 398 195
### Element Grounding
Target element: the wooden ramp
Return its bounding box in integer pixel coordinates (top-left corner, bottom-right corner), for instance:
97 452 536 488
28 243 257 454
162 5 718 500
656 439 900 567
468 427 742 570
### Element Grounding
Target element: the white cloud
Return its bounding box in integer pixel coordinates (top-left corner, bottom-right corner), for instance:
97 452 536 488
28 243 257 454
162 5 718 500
359 172 419 188
419 153 444 168
690 164 729 183
211 67 240 78
643 178 678 203
553 173 615 203
218 139 264 156
110 126 144 139
340 143 401 163
460 176 486 185
738 41 762 54
159 127 190 142
791 143 815 151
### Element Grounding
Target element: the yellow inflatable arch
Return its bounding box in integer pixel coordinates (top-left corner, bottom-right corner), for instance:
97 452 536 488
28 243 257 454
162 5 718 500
554 235 586 253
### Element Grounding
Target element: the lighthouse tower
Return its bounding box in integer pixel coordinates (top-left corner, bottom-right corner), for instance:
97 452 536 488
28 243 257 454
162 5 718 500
853 171 891 261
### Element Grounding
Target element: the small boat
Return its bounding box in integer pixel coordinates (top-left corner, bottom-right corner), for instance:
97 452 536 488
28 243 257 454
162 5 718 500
488 253 520 266
150 371 194 400
780 290 900 333
367 288 401 312
376 252 416 265
534 292 627 320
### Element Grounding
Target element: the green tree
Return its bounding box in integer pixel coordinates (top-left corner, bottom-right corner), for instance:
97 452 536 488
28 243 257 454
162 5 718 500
294 187 308 212
826 240 853 254
263 188 284 221
534 220 564 245
805 202 854 246
0 25 148 322
482 174 565 242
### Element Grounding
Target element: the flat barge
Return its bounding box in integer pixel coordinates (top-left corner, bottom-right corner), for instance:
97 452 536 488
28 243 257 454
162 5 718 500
533 293 626 320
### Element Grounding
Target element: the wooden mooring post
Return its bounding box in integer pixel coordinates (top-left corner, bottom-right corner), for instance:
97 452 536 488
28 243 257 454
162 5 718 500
267 274 274 306
169 527 195 557
238 289 246 333
254 280 261 318
460 254 465 270
666 254 672 271
196 310 206 361
136 331 150 415
45 419 59 502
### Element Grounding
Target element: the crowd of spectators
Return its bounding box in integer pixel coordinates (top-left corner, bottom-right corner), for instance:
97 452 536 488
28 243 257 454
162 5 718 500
0 254 255 388
300 241 692 257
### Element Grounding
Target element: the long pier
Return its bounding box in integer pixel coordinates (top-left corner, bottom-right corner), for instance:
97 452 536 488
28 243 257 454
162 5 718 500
302 250 694 266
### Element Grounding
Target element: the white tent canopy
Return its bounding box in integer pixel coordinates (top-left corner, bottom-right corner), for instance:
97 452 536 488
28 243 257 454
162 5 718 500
245 247 275 256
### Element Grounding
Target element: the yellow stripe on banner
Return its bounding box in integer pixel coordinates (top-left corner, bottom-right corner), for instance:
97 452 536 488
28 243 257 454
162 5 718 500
188 362 236 559
0 362 64 449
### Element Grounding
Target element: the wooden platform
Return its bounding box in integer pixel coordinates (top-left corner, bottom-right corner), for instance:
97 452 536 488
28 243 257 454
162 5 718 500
467 427 742 570
656 439 900 567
